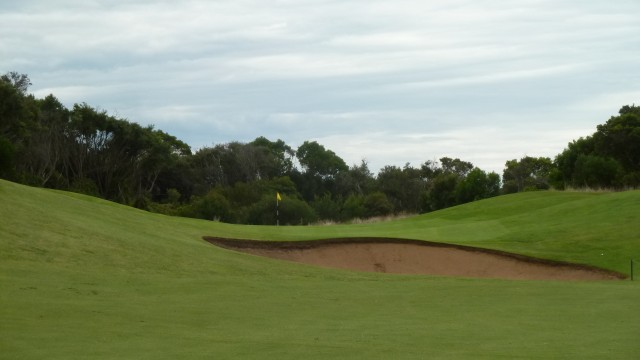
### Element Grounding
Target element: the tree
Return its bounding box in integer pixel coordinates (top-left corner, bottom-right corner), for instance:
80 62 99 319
0 136 15 179
423 173 458 211
0 79 30 141
592 105 640 185
503 156 554 193
185 190 232 222
572 154 622 188
247 194 317 225
553 104 640 189
335 160 375 198
553 137 595 189
294 141 348 202
439 157 473 178
296 141 348 178
1 71 32 95
455 168 500 203
311 193 342 221
20 95 70 187
376 164 424 213
363 191 394 217
341 194 366 220
421 157 487 212
250 136 295 177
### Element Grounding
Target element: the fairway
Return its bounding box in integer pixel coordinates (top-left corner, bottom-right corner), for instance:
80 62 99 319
2 180 640 359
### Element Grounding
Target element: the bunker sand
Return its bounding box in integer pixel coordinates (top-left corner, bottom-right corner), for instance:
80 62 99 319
204 237 624 281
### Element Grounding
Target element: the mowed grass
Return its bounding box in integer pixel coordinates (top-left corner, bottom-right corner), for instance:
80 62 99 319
1 179 639 359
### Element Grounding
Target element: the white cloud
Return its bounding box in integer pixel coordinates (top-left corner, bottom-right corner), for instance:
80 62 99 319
1 0 639 173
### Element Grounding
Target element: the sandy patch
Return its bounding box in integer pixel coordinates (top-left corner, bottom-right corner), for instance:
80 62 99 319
204 237 624 281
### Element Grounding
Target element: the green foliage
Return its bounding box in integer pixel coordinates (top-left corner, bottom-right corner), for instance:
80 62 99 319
439 157 473 177
334 160 375 197
6 72 637 224
69 177 100 197
0 135 15 178
1 71 31 94
297 140 348 178
247 194 317 225
377 164 424 213
341 194 366 220
363 191 394 217
186 190 232 222
503 156 554 193
455 168 500 203
555 104 640 189
250 136 296 176
594 109 640 173
423 172 457 211
311 193 342 221
572 154 622 188
166 188 181 204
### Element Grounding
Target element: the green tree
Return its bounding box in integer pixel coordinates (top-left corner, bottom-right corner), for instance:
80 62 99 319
363 191 394 217
341 194 366 221
250 136 295 177
0 136 15 179
455 168 500 203
18 95 70 187
376 164 424 213
1 71 31 95
439 157 474 178
311 193 342 221
247 194 317 225
423 173 458 211
296 141 348 178
592 105 640 186
503 156 554 193
554 104 640 189
185 190 232 222
335 160 375 198
294 141 348 202
553 137 595 189
572 155 622 188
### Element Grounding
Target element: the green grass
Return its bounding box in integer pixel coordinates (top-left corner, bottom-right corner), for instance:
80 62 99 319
1 180 639 359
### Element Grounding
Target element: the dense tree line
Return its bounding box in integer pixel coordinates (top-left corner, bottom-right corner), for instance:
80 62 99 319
1 72 638 224
500 105 640 192
552 105 640 189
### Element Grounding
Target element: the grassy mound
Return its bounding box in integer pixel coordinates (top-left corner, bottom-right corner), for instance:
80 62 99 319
1 180 639 359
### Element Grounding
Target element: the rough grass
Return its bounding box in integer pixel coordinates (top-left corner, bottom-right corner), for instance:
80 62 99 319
1 180 639 359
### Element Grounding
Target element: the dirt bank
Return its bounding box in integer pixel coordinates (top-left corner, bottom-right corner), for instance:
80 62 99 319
203 237 625 281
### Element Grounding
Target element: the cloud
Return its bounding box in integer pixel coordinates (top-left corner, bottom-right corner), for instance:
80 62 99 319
1 0 639 174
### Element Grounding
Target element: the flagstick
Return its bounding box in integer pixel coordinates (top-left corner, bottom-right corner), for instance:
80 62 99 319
276 197 279 227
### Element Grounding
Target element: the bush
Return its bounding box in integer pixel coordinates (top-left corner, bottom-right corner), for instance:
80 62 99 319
0 136 15 179
341 194 366 221
364 192 394 217
184 191 232 222
69 177 100 197
247 195 317 225
311 193 342 221
572 155 622 188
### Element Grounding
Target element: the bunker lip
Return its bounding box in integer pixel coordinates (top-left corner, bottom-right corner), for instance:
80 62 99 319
203 236 626 281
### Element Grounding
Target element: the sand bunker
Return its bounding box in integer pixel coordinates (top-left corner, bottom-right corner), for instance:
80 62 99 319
203 237 624 281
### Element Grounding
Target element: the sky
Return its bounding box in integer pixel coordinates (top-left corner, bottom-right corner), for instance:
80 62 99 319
2 0 639 174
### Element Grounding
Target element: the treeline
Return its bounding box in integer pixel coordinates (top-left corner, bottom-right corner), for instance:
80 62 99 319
501 104 640 192
1 72 638 224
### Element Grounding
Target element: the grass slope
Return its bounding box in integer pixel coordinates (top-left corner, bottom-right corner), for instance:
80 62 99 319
1 180 639 359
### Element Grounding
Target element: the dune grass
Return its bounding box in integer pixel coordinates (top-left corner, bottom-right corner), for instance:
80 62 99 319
1 180 639 359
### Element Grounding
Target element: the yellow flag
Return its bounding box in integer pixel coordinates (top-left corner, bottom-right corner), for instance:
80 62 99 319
276 192 282 201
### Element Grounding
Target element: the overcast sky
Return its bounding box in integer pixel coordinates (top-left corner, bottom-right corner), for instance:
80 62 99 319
2 0 639 173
